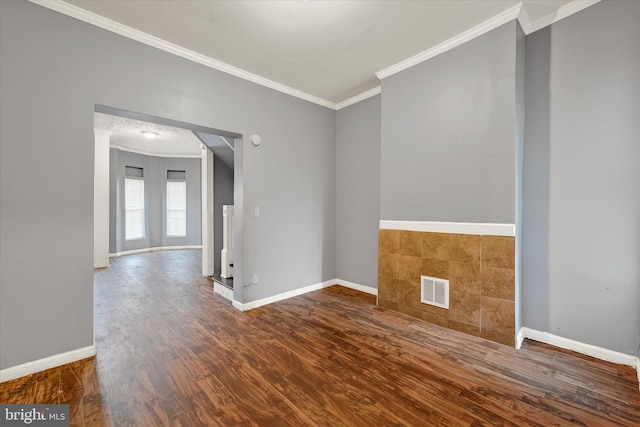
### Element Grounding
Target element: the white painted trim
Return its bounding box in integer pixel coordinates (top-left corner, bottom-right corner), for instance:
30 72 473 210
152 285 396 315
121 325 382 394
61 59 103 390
379 220 515 237
333 279 377 296
220 137 235 152
110 144 202 159
525 0 601 35
517 3 533 35
375 4 522 80
516 328 526 350
519 327 638 368
213 282 233 302
109 245 201 258
232 280 336 312
232 279 376 312
0 345 96 383
28 0 335 110
335 87 381 110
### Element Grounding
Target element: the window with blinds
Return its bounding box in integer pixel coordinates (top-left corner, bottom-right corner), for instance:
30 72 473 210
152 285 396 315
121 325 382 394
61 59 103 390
167 171 187 237
125 177 145 240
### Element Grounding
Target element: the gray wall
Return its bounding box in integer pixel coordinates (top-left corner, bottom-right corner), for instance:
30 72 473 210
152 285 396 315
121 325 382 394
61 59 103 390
522 0 640 355
336 95 381 288
0 0 335 369
213 155 234 275
108 149 201 254
380 22 517 223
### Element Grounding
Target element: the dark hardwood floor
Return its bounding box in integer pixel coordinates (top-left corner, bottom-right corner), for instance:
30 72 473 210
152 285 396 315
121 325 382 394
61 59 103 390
1 249 639 426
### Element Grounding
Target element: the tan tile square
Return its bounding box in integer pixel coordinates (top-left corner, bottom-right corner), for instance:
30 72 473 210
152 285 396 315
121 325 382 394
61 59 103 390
481 297 515 335
378 297 398 311
481 328 515 347
449 234 481 264
448 319 481 337
422 232 449 261
399 255 422 283
398 280 421 309
421 311 448 328
378 253 399 278
482 236 515 269
398 304 422 319
421 301 450 317
482 266 515 300
449 261 481 295
399 231 422 257
378 275 399 303
379 229 400 254
448 290 481 326
421 259 449 280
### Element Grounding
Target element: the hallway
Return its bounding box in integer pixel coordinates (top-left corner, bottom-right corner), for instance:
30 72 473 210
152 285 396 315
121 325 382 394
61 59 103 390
1 249 639 425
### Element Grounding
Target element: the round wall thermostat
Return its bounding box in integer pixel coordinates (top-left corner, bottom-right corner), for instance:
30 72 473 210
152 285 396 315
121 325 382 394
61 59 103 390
250 134 261 146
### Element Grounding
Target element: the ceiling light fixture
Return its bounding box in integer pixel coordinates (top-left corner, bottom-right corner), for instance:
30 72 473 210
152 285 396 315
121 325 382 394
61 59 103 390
141 130 159 139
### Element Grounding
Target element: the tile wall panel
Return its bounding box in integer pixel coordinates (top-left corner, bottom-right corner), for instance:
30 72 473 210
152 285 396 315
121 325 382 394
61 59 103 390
378 229 515 346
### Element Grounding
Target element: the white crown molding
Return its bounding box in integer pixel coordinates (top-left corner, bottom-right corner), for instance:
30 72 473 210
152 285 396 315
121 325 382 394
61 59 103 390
110 144 202 159
30 0 601 110
28 0 335 110
525 0 601 35
517 3 533 35
375 4 522 80
109 245 202 258
519 327 639 370
0 345 96 383
380 220 516 237
335 87 382 110
376 1 601 80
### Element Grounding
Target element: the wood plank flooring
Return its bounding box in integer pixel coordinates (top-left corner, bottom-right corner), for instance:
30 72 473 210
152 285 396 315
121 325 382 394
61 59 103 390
1 249 639 426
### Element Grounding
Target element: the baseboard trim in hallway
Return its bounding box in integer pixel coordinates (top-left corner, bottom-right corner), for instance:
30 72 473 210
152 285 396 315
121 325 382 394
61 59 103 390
0 345 96 383
231 278 377 312
109 245 202 257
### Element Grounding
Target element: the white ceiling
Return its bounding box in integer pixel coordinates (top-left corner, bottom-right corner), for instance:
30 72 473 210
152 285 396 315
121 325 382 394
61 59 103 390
94 112 203 157
48 1 593 106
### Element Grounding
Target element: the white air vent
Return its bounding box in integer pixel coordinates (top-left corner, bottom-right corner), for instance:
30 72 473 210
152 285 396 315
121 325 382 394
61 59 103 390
421 276 449 309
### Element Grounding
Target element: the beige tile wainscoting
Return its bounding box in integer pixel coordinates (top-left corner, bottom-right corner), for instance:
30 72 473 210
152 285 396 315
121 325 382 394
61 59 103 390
378 229 515 346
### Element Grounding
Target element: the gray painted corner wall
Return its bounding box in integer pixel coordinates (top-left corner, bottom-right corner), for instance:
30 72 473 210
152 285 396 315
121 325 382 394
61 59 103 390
213 155 234 275
109 149 201 254
0 0 335 369
336 95 381 288
522 0 640 355
380 21 517 224
514 24 526 337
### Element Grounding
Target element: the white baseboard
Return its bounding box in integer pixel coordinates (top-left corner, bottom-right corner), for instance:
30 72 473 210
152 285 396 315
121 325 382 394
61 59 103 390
516 328 526 350
213 282 233 302
232 278 377 312
232 279 335 312
333 279 378 296
109 245 202 257
0 345 96 383
519 327 638 368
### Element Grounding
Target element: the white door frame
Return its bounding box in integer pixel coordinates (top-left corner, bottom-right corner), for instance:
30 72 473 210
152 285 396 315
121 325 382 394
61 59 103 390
201 144 214 276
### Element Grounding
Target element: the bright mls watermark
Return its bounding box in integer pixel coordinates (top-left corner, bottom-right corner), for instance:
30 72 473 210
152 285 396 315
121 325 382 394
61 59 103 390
1 405 69 426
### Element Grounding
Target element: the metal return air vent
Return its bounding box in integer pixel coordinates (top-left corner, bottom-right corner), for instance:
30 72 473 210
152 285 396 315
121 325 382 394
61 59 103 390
421 276 449 309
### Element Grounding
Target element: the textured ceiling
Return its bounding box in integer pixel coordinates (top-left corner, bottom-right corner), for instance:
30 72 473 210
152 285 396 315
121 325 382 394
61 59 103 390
64 0 577 104
94 112 203 157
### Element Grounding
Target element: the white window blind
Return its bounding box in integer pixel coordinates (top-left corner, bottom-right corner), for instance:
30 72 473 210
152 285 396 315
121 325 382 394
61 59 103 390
125 178 145 240
167 181 187 237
